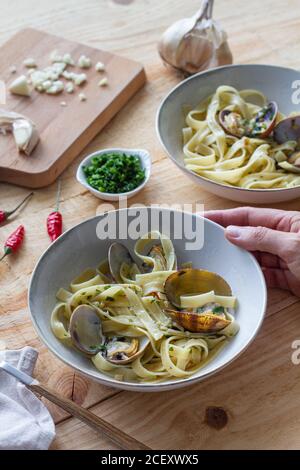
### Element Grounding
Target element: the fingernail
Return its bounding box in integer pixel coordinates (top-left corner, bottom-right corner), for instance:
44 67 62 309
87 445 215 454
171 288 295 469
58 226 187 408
226 226 241 239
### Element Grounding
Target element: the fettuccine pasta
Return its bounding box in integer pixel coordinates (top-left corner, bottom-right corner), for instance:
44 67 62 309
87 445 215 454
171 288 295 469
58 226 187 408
183 85 300 189
51 232 239 383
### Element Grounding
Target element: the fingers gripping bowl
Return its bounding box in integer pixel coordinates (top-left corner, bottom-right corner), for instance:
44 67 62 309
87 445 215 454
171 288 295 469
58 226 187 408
156 64 300 203
29 208 267 392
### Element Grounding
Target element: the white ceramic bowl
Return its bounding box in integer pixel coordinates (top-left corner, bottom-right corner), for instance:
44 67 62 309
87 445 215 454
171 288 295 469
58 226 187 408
29 207 267 392
76 148 151 201
157 64 300 204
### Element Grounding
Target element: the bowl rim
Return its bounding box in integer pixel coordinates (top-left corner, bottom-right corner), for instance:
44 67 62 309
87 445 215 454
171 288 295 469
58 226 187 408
156 63 300 194
28 207 267 392
76 147 151 198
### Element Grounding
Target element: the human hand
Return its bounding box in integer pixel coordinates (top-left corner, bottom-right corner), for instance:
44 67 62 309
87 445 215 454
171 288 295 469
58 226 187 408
205 207 300 297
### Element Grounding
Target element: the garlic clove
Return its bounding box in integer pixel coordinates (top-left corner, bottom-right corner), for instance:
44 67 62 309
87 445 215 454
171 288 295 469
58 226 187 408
158 0 232 75
214 40 233 67
9 75 31 97
12 119 39 155
0 108 39 155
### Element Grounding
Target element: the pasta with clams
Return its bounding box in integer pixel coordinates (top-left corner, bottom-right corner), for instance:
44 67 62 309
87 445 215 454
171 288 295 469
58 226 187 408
51 232 238 383
183 85 300 189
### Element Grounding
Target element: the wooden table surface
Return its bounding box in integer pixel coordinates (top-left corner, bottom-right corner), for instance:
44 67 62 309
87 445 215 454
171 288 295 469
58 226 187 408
1 0 300 450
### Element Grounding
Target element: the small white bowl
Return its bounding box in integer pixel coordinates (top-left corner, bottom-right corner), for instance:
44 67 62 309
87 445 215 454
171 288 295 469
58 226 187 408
76 148 151 201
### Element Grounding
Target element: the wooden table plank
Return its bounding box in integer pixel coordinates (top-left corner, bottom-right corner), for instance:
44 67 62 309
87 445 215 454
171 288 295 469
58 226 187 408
54 301 300 450
1 0 300 450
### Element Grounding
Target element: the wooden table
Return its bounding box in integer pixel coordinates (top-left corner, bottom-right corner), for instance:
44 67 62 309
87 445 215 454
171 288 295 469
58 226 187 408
1 0 300 450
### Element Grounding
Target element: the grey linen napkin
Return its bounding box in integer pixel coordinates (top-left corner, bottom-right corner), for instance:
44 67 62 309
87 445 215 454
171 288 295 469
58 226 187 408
0 346 55 450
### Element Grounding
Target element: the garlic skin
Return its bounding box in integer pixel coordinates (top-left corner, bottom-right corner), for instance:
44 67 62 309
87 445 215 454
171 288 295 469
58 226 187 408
158 0 232 75
0 109 39 155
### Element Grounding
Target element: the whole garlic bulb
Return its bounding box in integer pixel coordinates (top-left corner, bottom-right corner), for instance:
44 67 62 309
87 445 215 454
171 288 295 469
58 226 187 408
158 0 233 75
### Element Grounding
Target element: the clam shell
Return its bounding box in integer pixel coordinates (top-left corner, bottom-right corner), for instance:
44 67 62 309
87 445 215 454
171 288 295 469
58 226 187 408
106 336 150 365
69 305 104 355
167 309 230 333
219 101 278 139
108 242 135 283
165 268 232 309
273 115 300 144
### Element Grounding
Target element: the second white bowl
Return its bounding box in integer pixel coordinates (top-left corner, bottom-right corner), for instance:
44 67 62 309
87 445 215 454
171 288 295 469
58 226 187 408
156 64 300 204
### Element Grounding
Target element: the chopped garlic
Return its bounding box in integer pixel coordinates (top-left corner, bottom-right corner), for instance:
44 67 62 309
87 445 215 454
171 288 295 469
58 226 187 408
95 61 105 72
44 62 66 80
66 82 74 93
9 65 17 74
62 70 74 80
78 92 87 101
60 101 67 107
78 55 92 69
74 73 87 86
27 68 36 76
23 58 37 68
63 53 75 66
50 50 63 63
42 80 52 91
62 70 86 86
98 77 108 87
46 80 64 95
30 70 48 89
9 75 31 97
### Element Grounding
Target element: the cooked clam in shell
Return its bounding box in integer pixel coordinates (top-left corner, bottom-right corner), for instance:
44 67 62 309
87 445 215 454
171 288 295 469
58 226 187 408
69 304 150 363
219 101 278 139
164 268 232 333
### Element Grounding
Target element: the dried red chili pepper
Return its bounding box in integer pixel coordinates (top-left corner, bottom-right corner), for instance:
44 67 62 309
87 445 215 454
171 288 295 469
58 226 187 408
47 180 63 242
0 192 33 225
0 225 25 261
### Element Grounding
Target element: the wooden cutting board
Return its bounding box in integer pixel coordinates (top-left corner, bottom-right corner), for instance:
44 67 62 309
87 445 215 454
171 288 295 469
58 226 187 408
0 28 146 188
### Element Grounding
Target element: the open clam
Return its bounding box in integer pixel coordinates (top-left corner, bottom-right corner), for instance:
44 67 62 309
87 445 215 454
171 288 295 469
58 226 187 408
108 242 135 283
142 244 168 273
69 304 150 363
164 268 232 333
105 336 150 365
69 305 104 355
273 116 300 173
219 102 278 139
273 116 300 144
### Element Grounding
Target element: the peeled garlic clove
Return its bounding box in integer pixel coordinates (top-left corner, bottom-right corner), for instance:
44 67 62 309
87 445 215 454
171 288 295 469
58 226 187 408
158 0 232 75
0 108 39 155
12 119 39 155
9 75 31 97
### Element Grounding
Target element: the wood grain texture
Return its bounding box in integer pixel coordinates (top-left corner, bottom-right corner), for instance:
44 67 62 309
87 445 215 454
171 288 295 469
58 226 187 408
1 0 300 450
0 28 145 188
30 382 150 450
